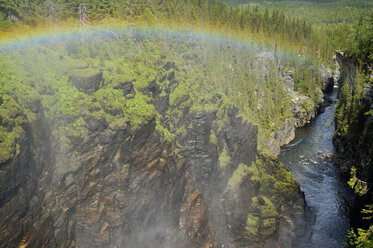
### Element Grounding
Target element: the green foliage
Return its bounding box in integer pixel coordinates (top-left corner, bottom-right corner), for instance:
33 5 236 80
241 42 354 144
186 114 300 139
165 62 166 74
227 163 250 189
254 156 299 204
210 129 217 145
169 81 189 107
156 114 175 144
52 79 85 120
124 91 156 131
248 161 260 182
251 196 279 218
335 71 367 138
218 147 231 168
347 226 373 248
246 214 260 236
347 167 369 196
345 15 373 69
246 195 278 237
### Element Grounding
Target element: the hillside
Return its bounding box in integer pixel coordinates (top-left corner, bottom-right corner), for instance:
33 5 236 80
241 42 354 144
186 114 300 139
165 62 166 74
0 0 372 247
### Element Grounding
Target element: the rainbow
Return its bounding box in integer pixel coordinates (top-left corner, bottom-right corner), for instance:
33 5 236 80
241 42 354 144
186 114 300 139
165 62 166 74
0 21 308 67
0 25 245 51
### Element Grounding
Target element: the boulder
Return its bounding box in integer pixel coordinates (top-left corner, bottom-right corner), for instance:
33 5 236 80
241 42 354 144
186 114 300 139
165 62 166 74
69 69 103 94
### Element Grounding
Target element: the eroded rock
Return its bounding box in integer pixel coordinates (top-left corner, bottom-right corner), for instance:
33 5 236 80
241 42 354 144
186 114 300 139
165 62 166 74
69 69 103 94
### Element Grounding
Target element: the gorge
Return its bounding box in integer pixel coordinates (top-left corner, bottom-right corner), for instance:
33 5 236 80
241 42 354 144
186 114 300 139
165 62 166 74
0 28 358 248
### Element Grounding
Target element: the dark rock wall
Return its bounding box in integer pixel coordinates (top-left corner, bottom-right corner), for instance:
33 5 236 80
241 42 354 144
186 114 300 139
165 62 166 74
0 102 55 248
0 60 314 248
0 104 308 248
333 51 373 231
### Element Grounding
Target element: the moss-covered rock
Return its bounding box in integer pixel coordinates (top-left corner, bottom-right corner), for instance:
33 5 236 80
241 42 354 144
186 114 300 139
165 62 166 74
69 69 103 94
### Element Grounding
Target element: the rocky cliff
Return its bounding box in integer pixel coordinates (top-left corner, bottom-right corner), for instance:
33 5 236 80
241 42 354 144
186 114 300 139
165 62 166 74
332 51 373 232
333 51 372 175
257 53 335 156
0 32 333 248
0 60 310 248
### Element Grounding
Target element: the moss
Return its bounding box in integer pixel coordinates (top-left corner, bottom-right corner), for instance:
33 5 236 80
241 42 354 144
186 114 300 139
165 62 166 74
109 117 128 130
155 114 175 144
70 68 99 78
246 214 260 236
176 126 187 138
0 126 23 163
247 196 278 237
218 147 231 168
248 161 261 182
263 218 276 229
256 156 299 204
111 73 135 88
169 81 189 106
259 197 278 218
124 91 156 132
227 163 250 189
210 129 217 145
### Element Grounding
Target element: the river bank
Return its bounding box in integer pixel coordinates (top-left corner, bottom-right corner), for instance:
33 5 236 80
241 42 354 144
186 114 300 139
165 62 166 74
279 88 354 247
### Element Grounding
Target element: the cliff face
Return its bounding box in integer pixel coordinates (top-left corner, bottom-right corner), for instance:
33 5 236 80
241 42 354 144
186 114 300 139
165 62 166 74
0 100 55 247
335 51 358 89
333 51 373 175
264 57 334 156
333 51 373 230
0 64 309 248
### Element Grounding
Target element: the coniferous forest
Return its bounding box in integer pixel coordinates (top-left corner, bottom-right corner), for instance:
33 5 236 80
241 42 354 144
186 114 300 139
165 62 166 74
0 0 372 248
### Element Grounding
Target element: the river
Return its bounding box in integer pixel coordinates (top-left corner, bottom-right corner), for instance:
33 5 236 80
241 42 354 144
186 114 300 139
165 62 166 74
279 88 354 248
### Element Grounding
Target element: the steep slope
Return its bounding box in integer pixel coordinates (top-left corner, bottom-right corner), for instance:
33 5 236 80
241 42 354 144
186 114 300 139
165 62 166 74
0 29 330 247
333 51 373 242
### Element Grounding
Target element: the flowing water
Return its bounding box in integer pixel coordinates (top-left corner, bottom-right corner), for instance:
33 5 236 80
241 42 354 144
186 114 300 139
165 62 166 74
279 89 354 248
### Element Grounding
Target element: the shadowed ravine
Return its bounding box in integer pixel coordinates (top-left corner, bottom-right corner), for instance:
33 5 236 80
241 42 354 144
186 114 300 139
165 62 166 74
279 89 354 248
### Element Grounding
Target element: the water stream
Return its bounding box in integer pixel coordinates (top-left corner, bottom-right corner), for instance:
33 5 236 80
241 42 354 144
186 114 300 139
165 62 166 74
279 89 354 248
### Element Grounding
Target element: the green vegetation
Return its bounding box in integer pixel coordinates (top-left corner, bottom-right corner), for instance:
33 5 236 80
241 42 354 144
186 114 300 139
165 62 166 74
246 194 279 237
347 227 373 248
334 16 373 246
244 157 297 237
227 163 249 189
226 1 373 24
218 147 231 168
246 213 260 236
2 0 371 68
224 155 298 237
335 72 369 141
1 0 370 158
124 92 156 131
247 161 260 182
344 15 373 70
209 129 217 145
346 166 373 247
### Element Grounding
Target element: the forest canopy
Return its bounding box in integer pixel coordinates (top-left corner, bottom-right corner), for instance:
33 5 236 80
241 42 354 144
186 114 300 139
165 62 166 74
0 0 369 68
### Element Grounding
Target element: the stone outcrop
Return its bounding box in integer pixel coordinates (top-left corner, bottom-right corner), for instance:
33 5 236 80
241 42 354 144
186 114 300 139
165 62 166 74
69 70 103 94
335 50 358 89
